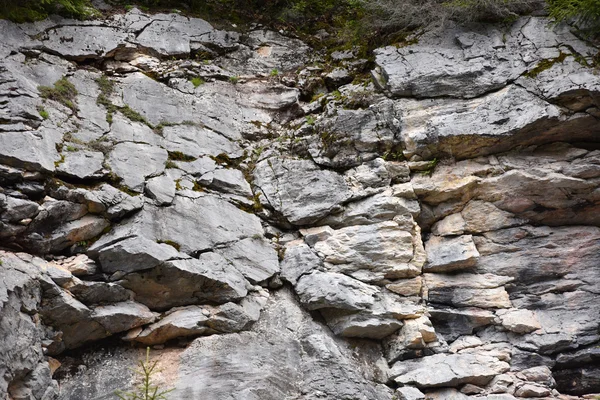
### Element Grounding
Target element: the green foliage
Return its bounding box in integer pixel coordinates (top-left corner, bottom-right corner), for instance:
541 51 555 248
38 107 49 120
270 68 279 76
547 0 600 35
167 151 197 161
0 0 98 22
228 75 240 84
525 52 568 77
115 347 173 400
190 77 205 87
120 105 150 125
38 77 78 112
442 0 539 22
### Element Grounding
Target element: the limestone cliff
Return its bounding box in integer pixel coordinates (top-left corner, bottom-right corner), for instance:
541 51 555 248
0 7 599 400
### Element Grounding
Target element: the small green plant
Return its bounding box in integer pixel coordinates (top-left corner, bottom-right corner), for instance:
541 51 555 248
38 107 49 120
66 145 77 152
38 77 78 112
305 115 316 125
120 105 149 125
115 347 173 400
270 68 279 77
190 77 205 87
421 157 439 176
229 76 240 84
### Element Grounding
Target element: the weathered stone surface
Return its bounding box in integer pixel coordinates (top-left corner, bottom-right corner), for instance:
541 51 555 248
386 276 423 297
424 273 512 309
514 383 551 397
497 309 541 334
390 353 510 388
120 252 249 311
280 241 322 284
130 292 268 345
254 157 352 225
424 235 480 272
41 25 130 59
107 142 168 192
375 17 597 99
1 196 40 223
311 221 419 283
96 236 180 274
52 254 98 276
64 279 132 306
23 215 110 254
92 301 156 333
296 271 377 311
308 100 401 168
57 150 105 180
161 124 243 158
207 168 253 197
0 252 58 400
429 307 496 342
90 194 263 255
56 289 393 400
145 174 176 206
214 237 279 283
396 386 425 400
0 130 63 172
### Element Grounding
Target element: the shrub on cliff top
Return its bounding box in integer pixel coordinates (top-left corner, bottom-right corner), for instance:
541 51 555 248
0 0 98 22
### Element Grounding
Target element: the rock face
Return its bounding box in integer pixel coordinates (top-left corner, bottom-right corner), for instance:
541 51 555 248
0 8 599 400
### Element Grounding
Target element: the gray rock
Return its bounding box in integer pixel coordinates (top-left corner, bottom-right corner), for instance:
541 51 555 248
107 142 168 192
90 194 263 255
1 196 40 223
55 289 392 400
322 309 403 340
254 157 352 225
130 294 267 345
390 353 510 388
497 309 541 334
41 25 130 60
23 215 110 254
53 254 98 276
311 221 420 283
280 241 322 284
424 235 480 272
94 237 180 273
429 307 496 342
513 383 551 397
64 279 132 306
161 124 243 158
309 100 400 168
215 237 279 283
145 174 176 206
134 14 214 56
396 386 425 400
325 67 353 90
374 17 597 99
120 252 249 311
107 113 161 145
92 301 156 334
208 168 253 197
0 130 63 172
296 271 378 311
0 252 57 400
424 273 512 309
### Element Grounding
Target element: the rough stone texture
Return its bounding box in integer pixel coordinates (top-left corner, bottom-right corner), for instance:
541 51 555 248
1 10 600 400
390 353 510 388
107 142 168 192
253 157 352 225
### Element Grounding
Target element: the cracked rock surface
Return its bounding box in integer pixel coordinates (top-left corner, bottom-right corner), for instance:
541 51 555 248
0 8 599 400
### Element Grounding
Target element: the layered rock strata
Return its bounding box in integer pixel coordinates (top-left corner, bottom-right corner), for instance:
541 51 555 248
0 9 599 400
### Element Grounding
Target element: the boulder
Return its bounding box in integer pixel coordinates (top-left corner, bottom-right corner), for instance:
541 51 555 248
390 353 510 388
